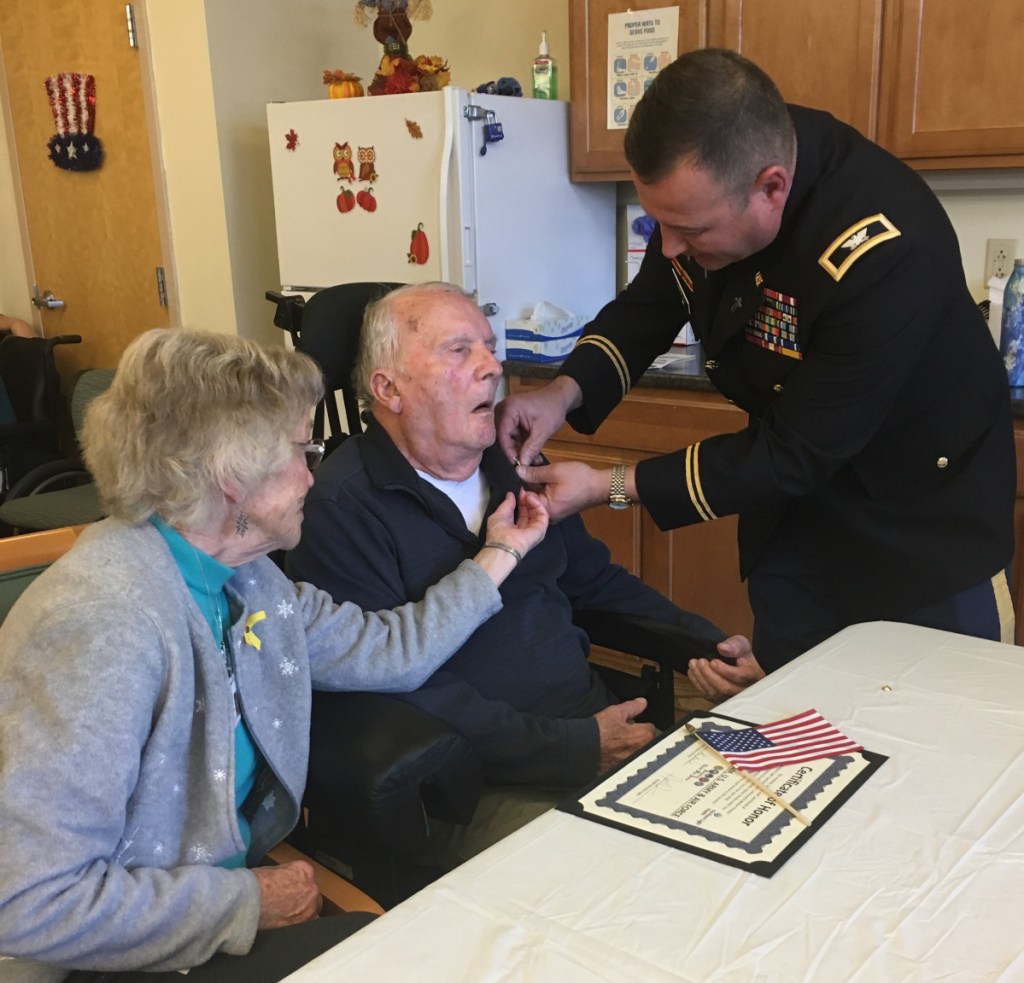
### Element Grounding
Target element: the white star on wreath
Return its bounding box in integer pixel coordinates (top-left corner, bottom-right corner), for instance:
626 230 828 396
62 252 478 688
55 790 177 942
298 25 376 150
189 843 213 863
272 717 283 729
263 792 277 811
195 698 205 714
277 600 294 619
279 658 299 677
213 768 227 782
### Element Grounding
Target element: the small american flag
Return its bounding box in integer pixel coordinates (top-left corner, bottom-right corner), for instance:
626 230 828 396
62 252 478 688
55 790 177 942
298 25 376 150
697 709 862 771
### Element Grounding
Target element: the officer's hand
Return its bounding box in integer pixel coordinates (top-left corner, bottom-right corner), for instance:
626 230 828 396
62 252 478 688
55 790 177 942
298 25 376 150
688 639 764 703
515 460 610 522
496 376 582 466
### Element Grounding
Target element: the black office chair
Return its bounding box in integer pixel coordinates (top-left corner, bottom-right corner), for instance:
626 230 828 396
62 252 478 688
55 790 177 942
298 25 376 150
297 282 404 449
297 615 721 908
280 283 724 907
267 283 404 453
0 334 82 499
0 369 114 534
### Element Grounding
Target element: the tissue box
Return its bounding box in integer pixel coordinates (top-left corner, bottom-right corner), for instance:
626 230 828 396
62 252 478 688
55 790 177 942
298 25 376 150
505 301 587 363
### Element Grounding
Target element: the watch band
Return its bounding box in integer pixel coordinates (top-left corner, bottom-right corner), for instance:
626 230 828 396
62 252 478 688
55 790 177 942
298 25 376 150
608 464 633 509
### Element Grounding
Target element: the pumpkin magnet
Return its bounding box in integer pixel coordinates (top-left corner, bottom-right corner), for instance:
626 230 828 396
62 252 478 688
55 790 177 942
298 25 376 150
337 188 356 213
357 187 377 212
408 223 429 264
285 129 299 151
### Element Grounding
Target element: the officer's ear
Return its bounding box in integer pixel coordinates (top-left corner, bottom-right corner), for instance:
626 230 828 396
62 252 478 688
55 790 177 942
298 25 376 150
752 164 790 210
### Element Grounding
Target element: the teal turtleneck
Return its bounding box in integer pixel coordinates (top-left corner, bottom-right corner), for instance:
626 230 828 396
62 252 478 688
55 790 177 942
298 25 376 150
150 516 260 868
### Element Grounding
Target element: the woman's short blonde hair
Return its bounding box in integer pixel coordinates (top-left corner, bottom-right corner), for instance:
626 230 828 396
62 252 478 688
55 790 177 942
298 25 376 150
82 328 323 528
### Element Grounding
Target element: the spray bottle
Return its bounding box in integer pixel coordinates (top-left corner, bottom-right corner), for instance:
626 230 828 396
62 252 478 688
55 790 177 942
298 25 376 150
532 30 558 100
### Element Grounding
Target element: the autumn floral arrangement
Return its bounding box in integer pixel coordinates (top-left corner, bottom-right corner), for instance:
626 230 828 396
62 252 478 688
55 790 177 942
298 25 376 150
368 53 450 95
353 0 451 96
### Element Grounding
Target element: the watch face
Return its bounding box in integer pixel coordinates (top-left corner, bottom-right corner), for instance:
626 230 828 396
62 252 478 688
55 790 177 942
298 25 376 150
608 498 631 510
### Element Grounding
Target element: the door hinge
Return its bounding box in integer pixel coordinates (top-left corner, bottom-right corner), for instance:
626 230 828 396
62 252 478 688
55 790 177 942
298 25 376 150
156 267 168 307
125 4 138 48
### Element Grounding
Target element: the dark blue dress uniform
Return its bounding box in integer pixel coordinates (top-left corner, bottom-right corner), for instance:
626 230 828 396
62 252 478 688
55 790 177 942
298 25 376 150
557 106 1016 669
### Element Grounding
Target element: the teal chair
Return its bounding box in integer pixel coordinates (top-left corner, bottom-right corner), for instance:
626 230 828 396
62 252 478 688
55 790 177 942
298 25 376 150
0 526 84 620
0 368 114 534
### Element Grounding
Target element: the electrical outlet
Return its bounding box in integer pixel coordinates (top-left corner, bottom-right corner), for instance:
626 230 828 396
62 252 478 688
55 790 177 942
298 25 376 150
985 238 1018 280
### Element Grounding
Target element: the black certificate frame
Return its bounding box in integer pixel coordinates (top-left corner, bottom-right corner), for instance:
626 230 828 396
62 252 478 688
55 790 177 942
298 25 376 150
558 710 888 877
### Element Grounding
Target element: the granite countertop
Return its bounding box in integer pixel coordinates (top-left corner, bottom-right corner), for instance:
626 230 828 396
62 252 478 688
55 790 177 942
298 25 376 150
505 350 1024 418
505 348 719 394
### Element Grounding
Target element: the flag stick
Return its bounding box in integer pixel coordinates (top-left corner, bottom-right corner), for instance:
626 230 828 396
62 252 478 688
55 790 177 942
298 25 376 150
685 724 810 827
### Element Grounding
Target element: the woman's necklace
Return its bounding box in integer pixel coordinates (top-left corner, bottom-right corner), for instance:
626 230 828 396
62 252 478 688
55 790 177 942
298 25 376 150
189 541 241 724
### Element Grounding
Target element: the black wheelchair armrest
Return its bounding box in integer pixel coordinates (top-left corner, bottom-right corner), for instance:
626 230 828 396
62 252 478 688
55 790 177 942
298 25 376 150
305 690 482 861
573 609 724 672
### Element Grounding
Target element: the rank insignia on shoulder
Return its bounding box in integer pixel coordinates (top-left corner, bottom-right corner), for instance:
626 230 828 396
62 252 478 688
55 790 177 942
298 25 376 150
818 213 901 282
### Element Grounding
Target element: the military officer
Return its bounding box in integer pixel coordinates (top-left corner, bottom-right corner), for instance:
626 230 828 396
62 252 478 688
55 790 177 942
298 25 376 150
498 48 1016 698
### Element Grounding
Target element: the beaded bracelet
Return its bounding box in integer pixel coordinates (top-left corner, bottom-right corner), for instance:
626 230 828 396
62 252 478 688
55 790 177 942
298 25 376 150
483 541 523 564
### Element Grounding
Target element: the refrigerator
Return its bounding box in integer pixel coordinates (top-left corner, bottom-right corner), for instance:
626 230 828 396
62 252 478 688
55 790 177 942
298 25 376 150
266 88 616 358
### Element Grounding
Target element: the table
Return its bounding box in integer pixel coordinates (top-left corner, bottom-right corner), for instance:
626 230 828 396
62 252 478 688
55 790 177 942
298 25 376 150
284 622 1024 982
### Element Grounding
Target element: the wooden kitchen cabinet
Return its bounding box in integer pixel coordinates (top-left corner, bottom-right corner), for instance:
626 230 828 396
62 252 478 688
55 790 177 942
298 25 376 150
509 375 755 638
707 0 884 142
879 0 1024 168
569 0 708 181
1011 422 1024 647
569 0 1024 180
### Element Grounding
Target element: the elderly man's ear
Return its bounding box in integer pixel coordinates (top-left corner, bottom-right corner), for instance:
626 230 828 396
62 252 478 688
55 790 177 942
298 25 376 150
369 370 402 414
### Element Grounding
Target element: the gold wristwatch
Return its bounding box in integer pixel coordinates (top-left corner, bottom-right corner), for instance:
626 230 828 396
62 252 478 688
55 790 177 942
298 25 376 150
608 464 633 510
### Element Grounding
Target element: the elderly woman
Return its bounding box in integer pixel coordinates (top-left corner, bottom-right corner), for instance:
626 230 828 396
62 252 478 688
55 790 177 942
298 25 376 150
0 328 547 983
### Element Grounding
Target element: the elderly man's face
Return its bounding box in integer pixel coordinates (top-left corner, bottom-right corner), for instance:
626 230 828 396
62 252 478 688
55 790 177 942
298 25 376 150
384 291 503 479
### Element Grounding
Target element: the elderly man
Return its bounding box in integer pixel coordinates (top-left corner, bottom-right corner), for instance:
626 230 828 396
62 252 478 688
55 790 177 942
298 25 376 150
287 282 752 860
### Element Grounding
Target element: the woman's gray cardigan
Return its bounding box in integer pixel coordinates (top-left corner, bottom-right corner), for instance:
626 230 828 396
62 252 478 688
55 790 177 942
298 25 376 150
0 519 500 979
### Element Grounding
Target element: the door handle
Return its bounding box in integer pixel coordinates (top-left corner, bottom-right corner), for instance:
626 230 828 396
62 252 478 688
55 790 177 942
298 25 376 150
31 286 65 310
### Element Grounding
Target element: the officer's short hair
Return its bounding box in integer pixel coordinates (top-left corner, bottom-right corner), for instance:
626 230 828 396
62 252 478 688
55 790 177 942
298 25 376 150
625 48 796 199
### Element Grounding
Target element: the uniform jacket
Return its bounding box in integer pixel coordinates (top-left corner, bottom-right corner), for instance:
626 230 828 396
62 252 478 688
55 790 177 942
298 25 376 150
558 105 1015 622
0 519 500 979
287 421 725 787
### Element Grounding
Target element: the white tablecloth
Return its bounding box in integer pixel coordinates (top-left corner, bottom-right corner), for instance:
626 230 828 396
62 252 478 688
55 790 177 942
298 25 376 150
285 622 1024 982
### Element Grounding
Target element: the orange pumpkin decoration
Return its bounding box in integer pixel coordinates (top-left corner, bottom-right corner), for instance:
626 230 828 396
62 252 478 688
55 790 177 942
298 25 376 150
408 223 429 264
323 70 364 99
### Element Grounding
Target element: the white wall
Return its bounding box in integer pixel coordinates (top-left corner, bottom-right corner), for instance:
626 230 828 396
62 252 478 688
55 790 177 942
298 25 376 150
926 173 1024 298
142 0 568 344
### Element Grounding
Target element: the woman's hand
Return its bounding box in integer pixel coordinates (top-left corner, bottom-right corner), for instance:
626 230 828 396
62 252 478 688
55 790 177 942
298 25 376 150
253 860 322 930
474 490 550 586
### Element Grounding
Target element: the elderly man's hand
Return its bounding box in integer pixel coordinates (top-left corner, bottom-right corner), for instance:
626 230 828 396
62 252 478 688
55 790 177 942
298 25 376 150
687 636 764 703
595 697 656 773
253 860 322 930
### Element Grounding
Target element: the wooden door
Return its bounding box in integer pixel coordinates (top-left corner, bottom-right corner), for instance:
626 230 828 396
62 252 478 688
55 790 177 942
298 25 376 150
569 0 708 182
0 0 169 378
879 0 1024 167
709 0 884 141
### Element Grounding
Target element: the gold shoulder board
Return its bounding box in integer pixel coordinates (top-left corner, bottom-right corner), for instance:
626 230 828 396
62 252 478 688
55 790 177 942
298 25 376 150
818 213 901 282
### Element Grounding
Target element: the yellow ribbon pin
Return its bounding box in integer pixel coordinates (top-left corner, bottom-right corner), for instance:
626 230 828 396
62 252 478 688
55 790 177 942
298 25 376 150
243 611 267 651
